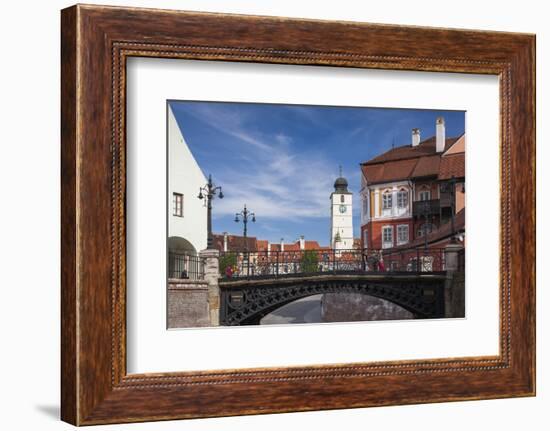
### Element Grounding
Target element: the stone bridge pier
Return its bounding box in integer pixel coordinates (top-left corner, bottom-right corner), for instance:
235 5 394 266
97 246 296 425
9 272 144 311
201 249 221 326
444 243 465 318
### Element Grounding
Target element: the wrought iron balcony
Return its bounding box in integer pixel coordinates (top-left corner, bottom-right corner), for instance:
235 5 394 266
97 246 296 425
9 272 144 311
439 192 453 208
413 199 440 217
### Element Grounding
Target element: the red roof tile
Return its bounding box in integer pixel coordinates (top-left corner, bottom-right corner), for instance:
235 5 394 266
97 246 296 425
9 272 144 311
212 234 257 252
361 158 418 184
365 136 459 165
411 155 440 178
361 135 464 185
439 153 465 180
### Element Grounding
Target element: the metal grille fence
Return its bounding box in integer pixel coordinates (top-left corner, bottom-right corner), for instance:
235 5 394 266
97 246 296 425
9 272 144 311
168 253 204 280
219 248 446 279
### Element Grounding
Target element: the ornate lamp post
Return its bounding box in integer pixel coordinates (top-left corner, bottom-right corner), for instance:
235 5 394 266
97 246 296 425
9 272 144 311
234 204 256 251
197 174 224 249
235 204 256 277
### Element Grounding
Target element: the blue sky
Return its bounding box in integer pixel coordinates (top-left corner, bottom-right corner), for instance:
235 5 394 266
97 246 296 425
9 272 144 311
170 101 465 246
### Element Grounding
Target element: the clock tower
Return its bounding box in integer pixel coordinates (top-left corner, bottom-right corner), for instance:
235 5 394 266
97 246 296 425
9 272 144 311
330 167 353 250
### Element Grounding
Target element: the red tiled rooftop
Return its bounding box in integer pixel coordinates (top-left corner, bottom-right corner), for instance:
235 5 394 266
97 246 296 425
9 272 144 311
439 153 465 180
411 155 441 178
212 234 257 252
361 135 464 185
361 158 418 184
364 136 459 165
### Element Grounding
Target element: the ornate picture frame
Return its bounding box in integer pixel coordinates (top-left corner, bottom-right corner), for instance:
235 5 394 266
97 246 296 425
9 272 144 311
61 4 535 425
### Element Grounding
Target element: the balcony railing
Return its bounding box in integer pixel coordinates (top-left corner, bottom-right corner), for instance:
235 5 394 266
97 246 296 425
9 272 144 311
219 248 446 279
413 199 440 217
168 252 204 280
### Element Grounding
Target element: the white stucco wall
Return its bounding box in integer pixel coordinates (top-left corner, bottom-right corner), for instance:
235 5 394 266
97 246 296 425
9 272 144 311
361 181 412 225
168 106 207 254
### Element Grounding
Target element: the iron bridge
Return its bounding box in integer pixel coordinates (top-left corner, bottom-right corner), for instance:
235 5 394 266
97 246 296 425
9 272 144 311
219 273 446 326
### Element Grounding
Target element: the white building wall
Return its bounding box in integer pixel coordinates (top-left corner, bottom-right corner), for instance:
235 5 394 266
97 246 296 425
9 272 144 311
168 106 207 254
330 193 354 250
364 181 412 222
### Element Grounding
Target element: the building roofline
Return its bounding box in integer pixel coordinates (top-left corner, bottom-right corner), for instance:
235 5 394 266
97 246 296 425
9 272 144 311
360 134 464 166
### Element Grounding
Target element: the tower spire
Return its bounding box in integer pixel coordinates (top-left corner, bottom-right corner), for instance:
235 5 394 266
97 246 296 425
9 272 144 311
339 164 342 177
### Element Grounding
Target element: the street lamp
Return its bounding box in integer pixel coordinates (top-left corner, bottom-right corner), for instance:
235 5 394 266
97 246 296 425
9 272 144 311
234 204 256 250
235 204 256 277
197 174 224 249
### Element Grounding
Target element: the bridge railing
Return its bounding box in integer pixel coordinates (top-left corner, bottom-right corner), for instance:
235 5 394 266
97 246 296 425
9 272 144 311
219 248 446 279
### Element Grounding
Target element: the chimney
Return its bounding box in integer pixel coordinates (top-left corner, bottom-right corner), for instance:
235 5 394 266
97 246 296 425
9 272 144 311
436 117 446 153
299 235 305 250
223 232 228 252
412 128 421 147
280 238 284 252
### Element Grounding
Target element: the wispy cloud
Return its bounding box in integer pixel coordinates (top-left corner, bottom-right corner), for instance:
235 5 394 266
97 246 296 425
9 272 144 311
179 103 337 222
171 101 465 243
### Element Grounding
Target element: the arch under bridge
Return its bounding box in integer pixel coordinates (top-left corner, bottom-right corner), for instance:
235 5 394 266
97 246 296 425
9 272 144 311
219 273 447 326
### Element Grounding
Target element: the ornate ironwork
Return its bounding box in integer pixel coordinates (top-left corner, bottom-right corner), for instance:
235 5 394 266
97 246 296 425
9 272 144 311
219 275 446 325
219 248 446 280
413 199 440 217
168 252 204 280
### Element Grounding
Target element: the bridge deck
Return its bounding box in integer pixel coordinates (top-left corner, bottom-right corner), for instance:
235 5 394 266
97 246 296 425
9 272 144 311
219 271 447 288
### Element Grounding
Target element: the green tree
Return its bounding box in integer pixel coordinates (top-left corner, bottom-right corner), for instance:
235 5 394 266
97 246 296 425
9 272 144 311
300 250 319 273
219 253 238 276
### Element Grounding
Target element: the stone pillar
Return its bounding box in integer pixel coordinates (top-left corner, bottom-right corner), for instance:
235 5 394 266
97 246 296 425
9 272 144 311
200 249 220 326
444 243 464 318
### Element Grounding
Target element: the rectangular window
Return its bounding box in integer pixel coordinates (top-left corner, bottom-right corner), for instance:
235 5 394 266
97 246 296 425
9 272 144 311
397 190 408 208
362 197 368 216
382 193 392 210
382 226 393 248
363 230 368 248
173 192 183 217
419 190 431 201
397 225 409 245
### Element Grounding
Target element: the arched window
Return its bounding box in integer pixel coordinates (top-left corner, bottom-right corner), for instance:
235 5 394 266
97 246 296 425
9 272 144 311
340 194 345 203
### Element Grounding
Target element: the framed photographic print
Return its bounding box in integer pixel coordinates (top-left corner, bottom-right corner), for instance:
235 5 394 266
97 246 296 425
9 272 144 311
61 4 535 425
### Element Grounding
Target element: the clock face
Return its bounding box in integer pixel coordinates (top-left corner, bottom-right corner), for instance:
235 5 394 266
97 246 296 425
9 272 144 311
339 204 347 213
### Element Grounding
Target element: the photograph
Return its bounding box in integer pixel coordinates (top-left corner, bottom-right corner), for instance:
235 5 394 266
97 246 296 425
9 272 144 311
166 101 466 328
0 0 540 428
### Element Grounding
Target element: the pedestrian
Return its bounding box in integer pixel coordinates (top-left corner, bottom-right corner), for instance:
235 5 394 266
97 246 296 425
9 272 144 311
378 251 386 271
225 265 233 278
